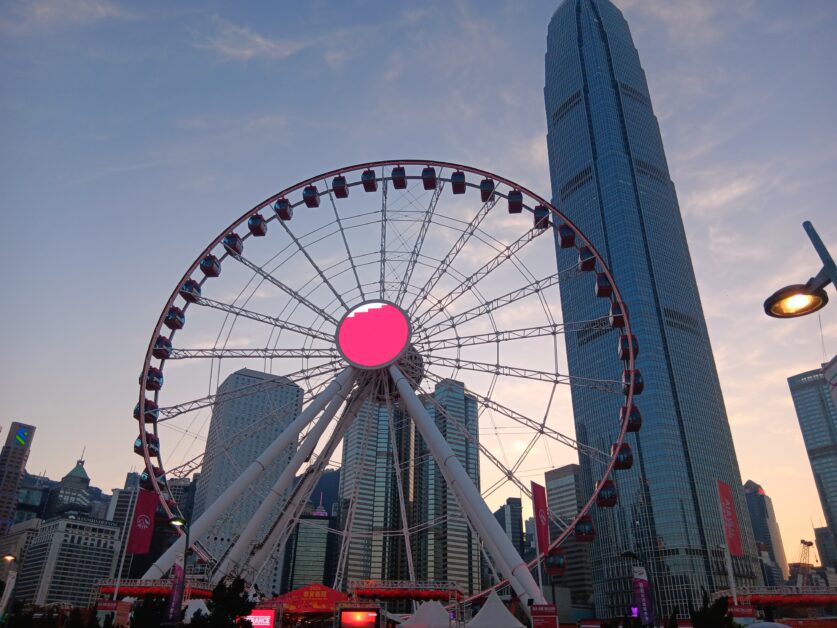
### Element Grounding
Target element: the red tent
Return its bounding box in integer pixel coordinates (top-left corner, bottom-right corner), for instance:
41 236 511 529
261 583 348 615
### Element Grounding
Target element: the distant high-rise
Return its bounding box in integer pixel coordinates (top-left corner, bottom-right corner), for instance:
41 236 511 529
493 497 525 559
45 458 92 517
281 500 338 595
789 363 837 547
545 464 593 616
744 480 789 585
544 0 760 615
192 368 302 592
0 422 36 535
815 526 837 571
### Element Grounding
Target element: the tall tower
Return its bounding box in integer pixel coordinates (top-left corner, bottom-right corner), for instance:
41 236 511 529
788 364 837 545
743 480 789 584
0 422 35 536
192 368 302 592
544 0 760 616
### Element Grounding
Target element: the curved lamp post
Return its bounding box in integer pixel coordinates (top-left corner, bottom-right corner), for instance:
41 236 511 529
764 221 835 318
0 555 18 624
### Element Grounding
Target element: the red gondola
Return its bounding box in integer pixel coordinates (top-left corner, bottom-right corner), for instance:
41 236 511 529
620 404 642 433
595 273 612 297
422 166 437 190
164 307 185 330
622 369 644 395
331 176 349 199
200 254 221 278
140 466 166 489
596 480 618 507
609 302 625 328
223 233 243 255
392 166 407 189
247 213 267 236
135 433 160 457
179 279 201 303
545 549 567 577
303 185 320 208
507 189 523 213
557 223 575 248
534 205 550 229
361 169 378 192
618 334 638 361
274 197 294 220
141 367 164 391
612 443 634 470
574 515 595 542
480 178 495 202
451 170 466 194
578 246 595 271
133 399 159 424
152 335 173 360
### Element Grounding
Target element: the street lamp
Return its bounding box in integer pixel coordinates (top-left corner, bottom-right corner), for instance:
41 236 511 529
0 555 19 623
764 221 835 318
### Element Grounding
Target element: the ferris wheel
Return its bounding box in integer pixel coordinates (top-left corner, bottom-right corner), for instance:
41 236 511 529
133 160 640 606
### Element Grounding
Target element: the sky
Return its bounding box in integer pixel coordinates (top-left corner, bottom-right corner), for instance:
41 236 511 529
1 0 836 566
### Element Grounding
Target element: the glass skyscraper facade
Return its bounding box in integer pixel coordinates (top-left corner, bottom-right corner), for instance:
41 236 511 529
544 0 760 616
743 480 788 585
788 365 837 547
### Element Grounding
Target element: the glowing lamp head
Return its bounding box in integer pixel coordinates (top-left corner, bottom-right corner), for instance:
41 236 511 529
764 284 828 318
336 301 411 369
169 516 187 528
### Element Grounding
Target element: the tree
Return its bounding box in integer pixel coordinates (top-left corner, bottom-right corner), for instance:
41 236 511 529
130 595 167 628
189 577 254 628
689 592 738 628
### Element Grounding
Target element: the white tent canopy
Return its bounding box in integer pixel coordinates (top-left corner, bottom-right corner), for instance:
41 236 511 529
401 600 451 627
467 590 524 628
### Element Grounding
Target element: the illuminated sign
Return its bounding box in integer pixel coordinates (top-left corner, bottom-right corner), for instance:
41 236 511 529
241 610 276 627
15 427 29 446
338 609 380 627
336 301 410 369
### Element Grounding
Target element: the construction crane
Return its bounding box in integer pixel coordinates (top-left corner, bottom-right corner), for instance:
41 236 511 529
795 540 815 586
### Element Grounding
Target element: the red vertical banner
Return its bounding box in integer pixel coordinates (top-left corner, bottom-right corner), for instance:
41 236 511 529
531 481 551 555
717 480 743 557
127 488 157 555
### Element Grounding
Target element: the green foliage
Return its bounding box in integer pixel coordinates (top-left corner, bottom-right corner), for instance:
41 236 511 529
130 595 167 628
689 591 738 628
188 576 254 628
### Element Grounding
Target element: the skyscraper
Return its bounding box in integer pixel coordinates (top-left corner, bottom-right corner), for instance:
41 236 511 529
743 480 789 585
493 497 525 559
789 364 837 546
192 368 302 592
544 0 760 616
0 422 36 536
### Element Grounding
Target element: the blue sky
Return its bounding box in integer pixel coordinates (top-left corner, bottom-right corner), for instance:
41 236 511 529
1 0 836 561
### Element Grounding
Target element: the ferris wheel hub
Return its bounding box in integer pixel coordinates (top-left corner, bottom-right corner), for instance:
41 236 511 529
336 300 412 370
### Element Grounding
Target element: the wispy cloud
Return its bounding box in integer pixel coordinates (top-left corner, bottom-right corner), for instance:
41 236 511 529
0 0 135 32
195 16 314 62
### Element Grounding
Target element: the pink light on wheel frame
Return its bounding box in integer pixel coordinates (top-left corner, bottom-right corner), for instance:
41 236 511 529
336 301 411 369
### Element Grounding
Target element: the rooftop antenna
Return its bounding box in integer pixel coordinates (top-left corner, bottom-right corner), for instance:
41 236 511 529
80 445 86 464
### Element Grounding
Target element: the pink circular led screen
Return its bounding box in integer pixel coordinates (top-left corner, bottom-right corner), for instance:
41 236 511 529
336 301 410 369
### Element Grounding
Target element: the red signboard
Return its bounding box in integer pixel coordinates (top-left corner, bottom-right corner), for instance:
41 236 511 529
126 488 157 554
241 609 276 627
728 605 756 618
716 480 743 556
531 481 551 555
532 603 558 628
270 583 348 614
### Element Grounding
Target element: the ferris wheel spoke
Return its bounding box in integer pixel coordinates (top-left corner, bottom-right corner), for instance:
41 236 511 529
157 360 343 422
323 180 365 302
231 253 337 325
166 347 339 360
417 272 564 339
415 226 548 327
419 319 607 351
379 175 388 300
421 369 612 464
407 194 501 317
194 296 333 343
394 178 445 306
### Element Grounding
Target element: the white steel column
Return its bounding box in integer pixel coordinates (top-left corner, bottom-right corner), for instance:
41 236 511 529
143 367 355 579
212 382 354 583
389 364 546 606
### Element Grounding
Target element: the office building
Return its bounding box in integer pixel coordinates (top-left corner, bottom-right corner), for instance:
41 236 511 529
743 480 788 582
281 498 338 594
15 515 120 607
544 0 761 616
0 422 36 536
494 497 525 559
45 458 92 517
545 464 594 618
789 364 837 546
0 517 40 583
14 473 54 525
192 368 302 593
816 526 837 571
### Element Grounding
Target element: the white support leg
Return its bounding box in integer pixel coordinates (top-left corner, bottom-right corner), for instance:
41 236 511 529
212 382 354 583
245 388 367 577
389 365 546 606
142 367 355 580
